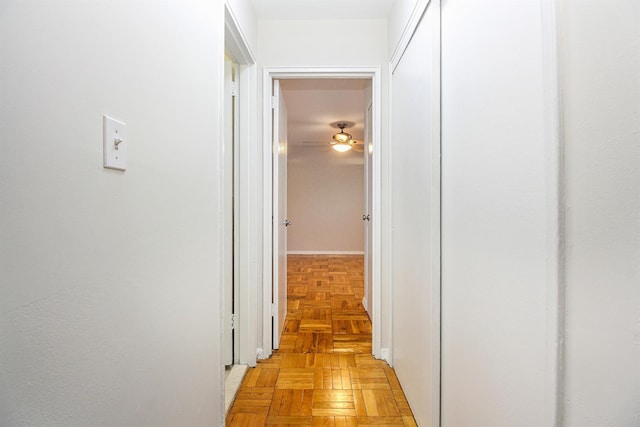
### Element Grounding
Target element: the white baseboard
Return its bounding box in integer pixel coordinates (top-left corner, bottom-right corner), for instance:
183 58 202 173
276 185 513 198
287 251 365 255
381 348 392 366
362 297 369 313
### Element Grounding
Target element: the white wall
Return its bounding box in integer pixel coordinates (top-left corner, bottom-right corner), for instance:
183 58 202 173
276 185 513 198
258 19 388 67
287 146 364 253
440 1 550 425
0 2 225 426
560 0 640 424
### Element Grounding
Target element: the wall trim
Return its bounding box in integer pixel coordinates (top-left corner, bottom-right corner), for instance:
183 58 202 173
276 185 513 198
224 2 259 373
432 3 442 426
287 251 365 255
541 0 565 425
217 6 228 426
224 2 256 64
362 297 369 315
237 61 260 368
390 0 431 72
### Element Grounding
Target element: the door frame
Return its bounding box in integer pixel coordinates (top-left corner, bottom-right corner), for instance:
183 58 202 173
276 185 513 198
222 55 239 366
261 67 383 359
224 3 258 369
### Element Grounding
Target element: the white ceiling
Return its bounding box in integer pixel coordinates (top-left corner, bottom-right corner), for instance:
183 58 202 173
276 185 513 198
250 0 395 20
280 79 369 150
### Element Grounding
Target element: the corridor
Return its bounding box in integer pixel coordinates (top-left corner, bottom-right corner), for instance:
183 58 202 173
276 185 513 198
227 255 417 426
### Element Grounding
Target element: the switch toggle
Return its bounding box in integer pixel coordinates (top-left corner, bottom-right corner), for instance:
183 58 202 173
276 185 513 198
103 115 127 171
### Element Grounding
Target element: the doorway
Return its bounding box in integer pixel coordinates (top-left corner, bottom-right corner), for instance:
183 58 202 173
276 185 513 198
222 54 247 414
262 68 383 361
223 4 259 415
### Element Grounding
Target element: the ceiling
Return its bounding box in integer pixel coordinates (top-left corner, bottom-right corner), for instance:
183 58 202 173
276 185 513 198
280 79 369 152
250 0 395 20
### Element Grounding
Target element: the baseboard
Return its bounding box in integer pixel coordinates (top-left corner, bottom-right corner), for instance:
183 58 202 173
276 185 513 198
381 348 392 366
256 348 267 360
362 297 369 313
287 251 365 255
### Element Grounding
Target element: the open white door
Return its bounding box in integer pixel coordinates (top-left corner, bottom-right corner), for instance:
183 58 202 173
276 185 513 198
223 56 235 365
272 80 288 349
363 102 373 316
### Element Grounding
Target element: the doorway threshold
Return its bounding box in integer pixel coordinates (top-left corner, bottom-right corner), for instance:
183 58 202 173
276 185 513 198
224 364 248 415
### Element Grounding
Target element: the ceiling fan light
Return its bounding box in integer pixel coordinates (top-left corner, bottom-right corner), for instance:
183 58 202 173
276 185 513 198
332 142 352 152
330 122 354 152
332 132 351 144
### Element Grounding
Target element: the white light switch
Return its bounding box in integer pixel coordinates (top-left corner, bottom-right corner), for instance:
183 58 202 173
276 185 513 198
103 115 127 171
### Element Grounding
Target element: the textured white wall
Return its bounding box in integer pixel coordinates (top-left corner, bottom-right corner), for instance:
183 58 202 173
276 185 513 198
287 147 364 253
560 1 640 424
0 1 225 426
440 1 550 425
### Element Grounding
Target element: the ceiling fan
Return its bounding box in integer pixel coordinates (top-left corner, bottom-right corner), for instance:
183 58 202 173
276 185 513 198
303 121 365 152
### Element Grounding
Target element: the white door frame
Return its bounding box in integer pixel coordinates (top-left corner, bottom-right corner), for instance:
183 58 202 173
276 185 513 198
224 4 258 368
223 55 238 366
262 67 383 359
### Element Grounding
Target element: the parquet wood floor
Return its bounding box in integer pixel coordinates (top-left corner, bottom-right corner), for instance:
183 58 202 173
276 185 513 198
227 255 418 427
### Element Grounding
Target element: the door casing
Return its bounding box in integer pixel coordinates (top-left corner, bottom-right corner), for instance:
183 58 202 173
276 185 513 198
261 67 383 359
224 3 259 371
223 55 239 366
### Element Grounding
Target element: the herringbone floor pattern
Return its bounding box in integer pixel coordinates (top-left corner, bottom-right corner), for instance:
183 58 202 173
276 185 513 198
227 255 417 426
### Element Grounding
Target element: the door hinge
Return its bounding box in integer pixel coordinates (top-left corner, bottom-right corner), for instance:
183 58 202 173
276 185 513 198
271 95 279 109
230 81 238 97
231 313 238 330
271 303 277 316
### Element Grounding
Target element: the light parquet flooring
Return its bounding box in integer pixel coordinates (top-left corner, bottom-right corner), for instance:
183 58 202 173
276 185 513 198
227 255 417 427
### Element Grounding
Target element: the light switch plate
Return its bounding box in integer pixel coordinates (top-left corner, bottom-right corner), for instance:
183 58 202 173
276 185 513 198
103 115 127 171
